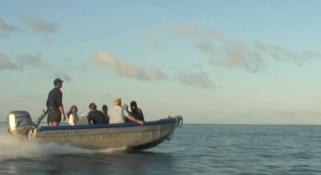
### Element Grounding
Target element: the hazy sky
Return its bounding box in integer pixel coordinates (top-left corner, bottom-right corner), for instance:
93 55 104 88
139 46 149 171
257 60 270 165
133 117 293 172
1 0 321 124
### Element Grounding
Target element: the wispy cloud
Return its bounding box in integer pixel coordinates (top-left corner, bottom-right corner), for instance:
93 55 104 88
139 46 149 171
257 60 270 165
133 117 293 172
195 28 321 73
54 72 72 82
93 52 168 81
254 41 321 65
175 71 214 88
223 39 266 73
0 18 20 33
26 17 58 33
92 51 214 88
149 23 321 73
18 94 32 100
0 52 72 82
16 53 72 81
195 36 320 73
143 32 162 48
166 22 199 38
0 53 18 71
16 53 44 67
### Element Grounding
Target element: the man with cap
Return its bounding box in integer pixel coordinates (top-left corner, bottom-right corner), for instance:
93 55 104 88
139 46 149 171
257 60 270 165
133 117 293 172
109 98 144 125
46 78 66 127
87 103 108 125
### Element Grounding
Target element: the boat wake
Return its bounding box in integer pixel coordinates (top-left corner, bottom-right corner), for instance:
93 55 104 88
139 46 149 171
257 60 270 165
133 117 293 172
0 131 125 161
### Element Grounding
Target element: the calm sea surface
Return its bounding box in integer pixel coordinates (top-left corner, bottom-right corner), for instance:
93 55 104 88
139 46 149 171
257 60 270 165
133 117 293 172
1 122 321 175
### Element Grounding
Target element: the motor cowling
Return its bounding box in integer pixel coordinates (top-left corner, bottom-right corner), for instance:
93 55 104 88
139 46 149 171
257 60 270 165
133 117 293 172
7 111 34 136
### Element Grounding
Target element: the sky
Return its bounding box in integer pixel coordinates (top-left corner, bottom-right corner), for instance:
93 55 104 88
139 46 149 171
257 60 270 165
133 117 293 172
1 0 321 124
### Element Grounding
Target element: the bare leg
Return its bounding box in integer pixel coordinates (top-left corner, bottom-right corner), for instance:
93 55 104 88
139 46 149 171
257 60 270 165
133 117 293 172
52 121 58 127
48 121 58 127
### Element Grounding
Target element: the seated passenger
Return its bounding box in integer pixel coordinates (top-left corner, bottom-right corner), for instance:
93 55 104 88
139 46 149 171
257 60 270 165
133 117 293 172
102 104 110 124
87 103 108 125
130 101 145 121
122 103 130 122
109 98 144 125
67 105 79 126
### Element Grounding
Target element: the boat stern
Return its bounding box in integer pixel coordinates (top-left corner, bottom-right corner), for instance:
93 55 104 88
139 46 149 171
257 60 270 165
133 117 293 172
7 111 34 136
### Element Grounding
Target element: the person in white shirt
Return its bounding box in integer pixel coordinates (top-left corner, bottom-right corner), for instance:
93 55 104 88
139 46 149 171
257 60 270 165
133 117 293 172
67 105 79 126
109 98 144 125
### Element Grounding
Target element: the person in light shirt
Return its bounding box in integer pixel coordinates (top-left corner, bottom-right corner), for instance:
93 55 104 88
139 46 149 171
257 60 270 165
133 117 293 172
109 98 144 125
67 105 79 126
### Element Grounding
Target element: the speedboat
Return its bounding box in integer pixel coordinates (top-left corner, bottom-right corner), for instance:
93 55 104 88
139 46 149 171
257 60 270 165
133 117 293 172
6 111 183 150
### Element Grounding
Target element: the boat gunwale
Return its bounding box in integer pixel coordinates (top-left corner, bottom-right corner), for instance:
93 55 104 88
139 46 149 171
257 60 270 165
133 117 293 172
37 118 178 132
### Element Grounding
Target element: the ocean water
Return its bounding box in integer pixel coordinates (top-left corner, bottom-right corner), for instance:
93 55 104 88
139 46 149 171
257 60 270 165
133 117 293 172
1 122 321 175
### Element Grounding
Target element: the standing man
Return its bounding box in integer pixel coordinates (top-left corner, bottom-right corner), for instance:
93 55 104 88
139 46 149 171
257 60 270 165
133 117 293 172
46 78 66 127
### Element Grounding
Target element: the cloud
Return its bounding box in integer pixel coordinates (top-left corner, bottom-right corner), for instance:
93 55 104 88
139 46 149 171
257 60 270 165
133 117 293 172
16 53 44 67
223 39 266 73
93 52 214 88
254 41 321 65
0 52 72 82
26 17 58 33
175 71 214 88
194 40 265 73
166 22 199 38
148 23 321 74
0 18 20 33
143 32 162 48
93 52 168 81
18 94 32 100
0 53 18 71
54 72 72 82
193 28 321 73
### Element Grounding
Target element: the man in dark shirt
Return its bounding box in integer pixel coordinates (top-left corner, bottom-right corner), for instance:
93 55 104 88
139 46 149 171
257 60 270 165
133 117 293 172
102 104 110 124
130 101 145 121
87 103 108 125
46 78 66 127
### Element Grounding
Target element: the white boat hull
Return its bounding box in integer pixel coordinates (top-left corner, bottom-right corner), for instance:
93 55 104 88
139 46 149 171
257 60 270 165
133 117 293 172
27 117 183 150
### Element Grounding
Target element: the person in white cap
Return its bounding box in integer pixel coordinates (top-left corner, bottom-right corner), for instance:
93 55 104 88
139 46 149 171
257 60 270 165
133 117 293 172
109 98 144 125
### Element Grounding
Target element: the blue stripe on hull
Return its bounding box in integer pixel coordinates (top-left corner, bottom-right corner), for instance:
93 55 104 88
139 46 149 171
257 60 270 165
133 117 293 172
37 118 177 132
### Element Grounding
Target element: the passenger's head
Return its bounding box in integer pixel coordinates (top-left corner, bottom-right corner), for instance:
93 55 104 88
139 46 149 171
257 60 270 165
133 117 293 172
71 105 78 113
53 78 64 88
102 104 108 112
130 101 137 111
114 98 121 106
67 105 78 116
89 103 97 111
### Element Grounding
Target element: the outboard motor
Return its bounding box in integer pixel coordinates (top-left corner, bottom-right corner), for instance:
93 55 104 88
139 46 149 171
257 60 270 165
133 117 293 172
7 111 34 136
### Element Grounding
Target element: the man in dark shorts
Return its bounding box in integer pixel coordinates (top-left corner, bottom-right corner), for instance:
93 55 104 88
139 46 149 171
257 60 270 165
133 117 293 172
87 103 108 125
46 78 66 127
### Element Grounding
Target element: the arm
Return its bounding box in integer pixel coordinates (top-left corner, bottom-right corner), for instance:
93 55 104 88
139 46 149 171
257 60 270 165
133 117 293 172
87 112 92 125
140 108 144 121
57 90 66 121
127 115 144 125
122 107 143 125
59 106 66 122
